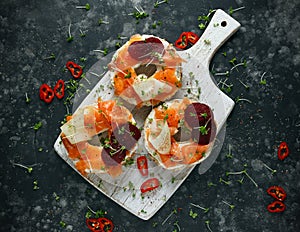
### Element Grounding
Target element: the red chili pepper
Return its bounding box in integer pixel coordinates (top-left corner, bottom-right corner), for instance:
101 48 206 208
278 141 289 160
53 79 65 99
187 32 199 44
66 61 83 79
39 83 54 103
174 39 187 49
174 32 188 49
140 178 160 193
86 217 114 232
267 200 286 213
137 156 148 177
267 186 287 201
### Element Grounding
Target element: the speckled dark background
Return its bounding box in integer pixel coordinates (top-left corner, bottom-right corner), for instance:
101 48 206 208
1 0 300 231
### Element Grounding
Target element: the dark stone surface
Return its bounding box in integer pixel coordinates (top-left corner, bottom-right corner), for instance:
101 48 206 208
1 0 299 231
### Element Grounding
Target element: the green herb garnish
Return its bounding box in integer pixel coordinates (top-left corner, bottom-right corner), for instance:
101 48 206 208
33 121 42 131
189 209 198 219
67 23 73 42
76 3 90 11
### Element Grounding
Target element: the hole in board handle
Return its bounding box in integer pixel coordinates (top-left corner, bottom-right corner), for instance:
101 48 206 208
221 21 227 27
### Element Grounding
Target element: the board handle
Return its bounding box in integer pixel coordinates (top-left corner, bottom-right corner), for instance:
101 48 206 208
188 9 241 66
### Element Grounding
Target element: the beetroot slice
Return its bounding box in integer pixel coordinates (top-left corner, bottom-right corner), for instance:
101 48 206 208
111 122 141 150
184 103 213 128
127 37 164 61
191 120 216 145
101 146 126 167
101 123 141 167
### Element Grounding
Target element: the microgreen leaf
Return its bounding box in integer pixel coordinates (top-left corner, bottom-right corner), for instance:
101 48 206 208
189 209 198 219
11 161 34 173
207 181 217 187
263 163 277 175
229 57 237 66
228 6 246 15
59 220 66 228
93 48 108 56
129 6 148 21
98 19 109 25
86 206 107 219
33 121 42 131
33 180 39 190
154 0 169 8
235 97 252 103
222 200 235 211
67 23 73 42
205 220 213 232
79 29 86 37
199 23 206 30
204 39 211 45
162 208 177 225
226 169 258 187
219 177 231 185
53 192 60 201
76 3 90 11
190 203 210 213
44 53 56 60
25 92 31 103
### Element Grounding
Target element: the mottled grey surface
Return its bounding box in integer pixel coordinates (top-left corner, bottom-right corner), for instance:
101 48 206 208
1 0 300 231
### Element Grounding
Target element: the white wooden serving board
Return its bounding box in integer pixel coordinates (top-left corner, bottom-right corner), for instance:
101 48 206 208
54 9 240 220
